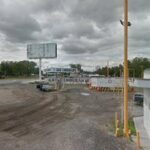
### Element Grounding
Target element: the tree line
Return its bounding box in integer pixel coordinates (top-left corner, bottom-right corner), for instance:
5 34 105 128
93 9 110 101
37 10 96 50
69 57 150 78
95 57 150 78
0 61 38 77
0 57 149 78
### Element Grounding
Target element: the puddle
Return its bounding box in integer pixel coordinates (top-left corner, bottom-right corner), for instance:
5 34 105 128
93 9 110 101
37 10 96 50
80 92 90 96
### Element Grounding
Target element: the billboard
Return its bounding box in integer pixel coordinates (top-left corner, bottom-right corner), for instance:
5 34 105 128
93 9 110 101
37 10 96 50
27 43 57 59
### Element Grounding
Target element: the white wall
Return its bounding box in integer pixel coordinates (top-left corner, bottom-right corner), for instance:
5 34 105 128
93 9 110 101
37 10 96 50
144 69 150 79
144 69 150 138
90 78 123 87
129 79 150 88
144 88 150 138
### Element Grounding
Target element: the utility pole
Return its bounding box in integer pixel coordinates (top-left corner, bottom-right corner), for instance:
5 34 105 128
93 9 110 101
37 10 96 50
107 60 109 77
124 0 129 137
140 66 143 79
39 58 42 81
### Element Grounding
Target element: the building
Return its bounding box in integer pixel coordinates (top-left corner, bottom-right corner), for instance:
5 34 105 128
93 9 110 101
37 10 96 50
89 71 150 138
130 69 150 138
143 69 150 138
43 67 76 76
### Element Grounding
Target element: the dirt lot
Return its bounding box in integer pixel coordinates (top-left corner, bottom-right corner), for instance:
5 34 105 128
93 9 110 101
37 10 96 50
0 83 138 150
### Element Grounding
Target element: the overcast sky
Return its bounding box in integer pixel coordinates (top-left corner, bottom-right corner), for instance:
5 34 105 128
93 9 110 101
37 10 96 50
0 0 150 70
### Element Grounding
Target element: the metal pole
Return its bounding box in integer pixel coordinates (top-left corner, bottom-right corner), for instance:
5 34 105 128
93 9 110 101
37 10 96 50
107 60 109 77
39 58 42 81
124 0 129 137
141 66 143 79
136 131 141 148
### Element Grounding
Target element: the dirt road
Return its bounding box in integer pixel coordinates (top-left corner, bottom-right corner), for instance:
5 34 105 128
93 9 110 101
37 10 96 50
0 84 137 150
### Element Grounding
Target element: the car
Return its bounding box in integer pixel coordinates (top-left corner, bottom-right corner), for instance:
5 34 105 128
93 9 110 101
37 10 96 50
36 83 54 92
133 93 144 105
41 84 53 92
0 75 5 79
41 76 45 80
36 84 42 89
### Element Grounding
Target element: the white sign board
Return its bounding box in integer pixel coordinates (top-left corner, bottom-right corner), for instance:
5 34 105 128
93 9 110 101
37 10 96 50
27 43 57 59
90 78 123 87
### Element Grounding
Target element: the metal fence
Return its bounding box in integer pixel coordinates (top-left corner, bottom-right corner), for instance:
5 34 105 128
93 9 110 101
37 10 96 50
47 77 90 89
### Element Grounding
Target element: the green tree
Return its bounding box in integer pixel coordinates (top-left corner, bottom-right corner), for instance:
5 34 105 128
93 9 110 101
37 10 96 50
0 61 38 77
95 57 150 78
70 64 83 72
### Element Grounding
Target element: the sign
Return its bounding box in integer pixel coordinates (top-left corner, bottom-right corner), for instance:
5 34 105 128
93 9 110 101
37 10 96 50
27 43 57 59
90 78 123 87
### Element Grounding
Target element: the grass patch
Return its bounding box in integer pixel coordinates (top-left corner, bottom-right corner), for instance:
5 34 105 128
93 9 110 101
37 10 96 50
128 118 136 135
110 118 136 137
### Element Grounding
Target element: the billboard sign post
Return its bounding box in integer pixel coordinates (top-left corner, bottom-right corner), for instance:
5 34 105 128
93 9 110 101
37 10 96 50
27 43 57 80
39 58 42 81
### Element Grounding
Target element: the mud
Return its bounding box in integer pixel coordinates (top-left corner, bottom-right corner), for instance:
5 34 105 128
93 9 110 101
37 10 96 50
0 84 137 150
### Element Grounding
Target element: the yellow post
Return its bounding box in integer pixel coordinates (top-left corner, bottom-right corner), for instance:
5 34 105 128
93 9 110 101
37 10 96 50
115 127 120 137
115 112 120 137
115 112 119 127
136 132 141 148
124 0 129 138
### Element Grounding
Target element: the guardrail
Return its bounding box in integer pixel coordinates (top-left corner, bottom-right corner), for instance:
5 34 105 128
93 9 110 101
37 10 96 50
48 77 90 85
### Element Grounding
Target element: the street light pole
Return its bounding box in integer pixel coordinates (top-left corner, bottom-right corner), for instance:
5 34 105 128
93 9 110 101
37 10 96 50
124 0 129 137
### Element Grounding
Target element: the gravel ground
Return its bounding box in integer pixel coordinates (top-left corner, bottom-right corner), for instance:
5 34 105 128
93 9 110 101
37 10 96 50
0 84 138 150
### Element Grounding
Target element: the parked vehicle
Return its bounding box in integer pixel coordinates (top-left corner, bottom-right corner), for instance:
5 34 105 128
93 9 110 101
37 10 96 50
133 93 144 105
41 84 53 92
0 75 5 79
36 84 43 89
0 72 5 79
36 83 54 92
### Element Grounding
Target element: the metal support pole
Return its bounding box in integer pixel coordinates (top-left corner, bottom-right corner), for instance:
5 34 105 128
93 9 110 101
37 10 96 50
107 60 109 77
39 58 42 81
136 131 141 148
124 0 129 137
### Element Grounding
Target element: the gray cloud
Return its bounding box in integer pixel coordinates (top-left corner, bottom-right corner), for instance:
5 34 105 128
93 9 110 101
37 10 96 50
129 0 150 14
70 0 122 26
0 0 150 68
51 20 103 40
0 16 41 43
62 36 101 54
0 2 41 43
